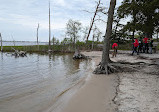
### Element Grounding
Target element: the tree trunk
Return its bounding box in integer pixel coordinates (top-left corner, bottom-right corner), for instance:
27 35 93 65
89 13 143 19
157 32 158 42
132 31 135 41
92 34 95 50
52 37 55 52
48 1 51 52
86 0 100 42
94 0 116 74
132 3 136 42
0 33 3 52
74 34 76 51
37 23 39 51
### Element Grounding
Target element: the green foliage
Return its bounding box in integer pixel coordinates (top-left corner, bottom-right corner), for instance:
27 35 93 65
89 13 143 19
61 38 72 44
117 0 159 38
76 41 85 46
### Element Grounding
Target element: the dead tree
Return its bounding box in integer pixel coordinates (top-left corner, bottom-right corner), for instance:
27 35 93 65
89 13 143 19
48 1 51 52
86 0 101 43
11 47 26 57
0 33 3 52
37 23 40 51
92 25 97 50
94 0 117 74
52 36 55 52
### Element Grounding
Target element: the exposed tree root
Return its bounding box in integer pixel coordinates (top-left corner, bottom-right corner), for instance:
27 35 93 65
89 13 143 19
93 61 148 75
93 63 120 74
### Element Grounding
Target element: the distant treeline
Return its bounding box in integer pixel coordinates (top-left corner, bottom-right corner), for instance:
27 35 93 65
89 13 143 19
0 39 158 53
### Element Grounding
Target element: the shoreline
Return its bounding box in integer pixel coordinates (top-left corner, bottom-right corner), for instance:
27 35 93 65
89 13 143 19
58 75 118 112
1 50 159 112
56 51 119 112
55 51 159 112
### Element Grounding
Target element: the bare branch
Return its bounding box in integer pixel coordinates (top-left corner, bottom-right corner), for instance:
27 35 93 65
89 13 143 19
82 10 95 14
94 19 107 23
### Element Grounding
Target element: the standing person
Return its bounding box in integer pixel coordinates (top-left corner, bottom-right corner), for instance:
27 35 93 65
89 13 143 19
112 42 118 58
149 38 153 54
138 38 143 53
143 36 149 53
132 38 139 55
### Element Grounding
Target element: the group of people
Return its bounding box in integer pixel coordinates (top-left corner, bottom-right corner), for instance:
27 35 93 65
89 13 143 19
132 36 154 55
111 36 154 58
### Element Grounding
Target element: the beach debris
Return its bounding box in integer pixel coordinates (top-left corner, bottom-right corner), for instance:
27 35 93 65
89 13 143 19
11 47 27 57
73 49 88 59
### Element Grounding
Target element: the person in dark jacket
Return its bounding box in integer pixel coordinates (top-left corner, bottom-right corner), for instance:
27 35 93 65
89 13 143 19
138 38 143 53
149 38 153 54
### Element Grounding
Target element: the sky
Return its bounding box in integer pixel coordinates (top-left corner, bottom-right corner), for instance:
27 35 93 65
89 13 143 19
0 0 123 42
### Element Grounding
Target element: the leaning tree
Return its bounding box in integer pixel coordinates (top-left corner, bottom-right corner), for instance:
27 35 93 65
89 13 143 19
94 0 117 74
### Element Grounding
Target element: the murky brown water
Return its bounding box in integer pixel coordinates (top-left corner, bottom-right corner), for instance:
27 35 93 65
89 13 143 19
0 52 95 112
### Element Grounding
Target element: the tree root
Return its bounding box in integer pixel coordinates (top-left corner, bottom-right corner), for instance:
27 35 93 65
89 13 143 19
93 63 120 74
93 61 147 75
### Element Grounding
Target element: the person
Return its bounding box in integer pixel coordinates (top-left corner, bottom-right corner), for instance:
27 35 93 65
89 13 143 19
112 42 118 58
138 38 143 53
143 36 149 53
149 38 153 54
132 38 139 55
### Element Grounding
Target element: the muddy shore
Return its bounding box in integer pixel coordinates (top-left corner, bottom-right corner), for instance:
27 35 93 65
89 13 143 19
58 51 159 112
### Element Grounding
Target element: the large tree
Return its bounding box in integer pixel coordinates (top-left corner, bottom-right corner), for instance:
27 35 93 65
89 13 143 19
117 0 140 40
118 0 159 38
94 0 117 74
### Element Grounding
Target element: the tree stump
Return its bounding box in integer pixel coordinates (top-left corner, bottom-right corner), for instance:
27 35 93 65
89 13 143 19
73 49 88 59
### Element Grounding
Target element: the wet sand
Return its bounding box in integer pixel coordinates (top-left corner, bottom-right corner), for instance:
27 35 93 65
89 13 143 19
58 51 118 112
59 75 118 112
59 51 159 112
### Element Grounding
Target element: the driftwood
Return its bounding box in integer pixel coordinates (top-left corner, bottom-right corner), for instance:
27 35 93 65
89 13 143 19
11 47 26 57
73 49 88 59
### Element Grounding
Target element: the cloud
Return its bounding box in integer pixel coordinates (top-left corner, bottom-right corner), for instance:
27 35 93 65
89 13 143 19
55 0 66 6
0 0 123 41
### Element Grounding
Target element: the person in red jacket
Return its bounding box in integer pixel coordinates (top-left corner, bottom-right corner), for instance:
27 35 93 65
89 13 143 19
132 38 139 55
143 36 149 53
112 43 118 58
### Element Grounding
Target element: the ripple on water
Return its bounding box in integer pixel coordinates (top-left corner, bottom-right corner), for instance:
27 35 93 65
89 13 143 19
0 52 94 112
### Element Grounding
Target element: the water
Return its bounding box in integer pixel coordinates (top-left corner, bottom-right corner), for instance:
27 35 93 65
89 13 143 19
0 52 95 112
2 41 48 46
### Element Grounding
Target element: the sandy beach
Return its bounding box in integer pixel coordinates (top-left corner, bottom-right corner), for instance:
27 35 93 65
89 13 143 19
58 51 159 112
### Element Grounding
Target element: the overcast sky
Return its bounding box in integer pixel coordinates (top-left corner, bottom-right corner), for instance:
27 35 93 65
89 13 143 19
0 0 123 42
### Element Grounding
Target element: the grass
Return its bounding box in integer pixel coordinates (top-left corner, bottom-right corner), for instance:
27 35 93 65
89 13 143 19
0 42 158 53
